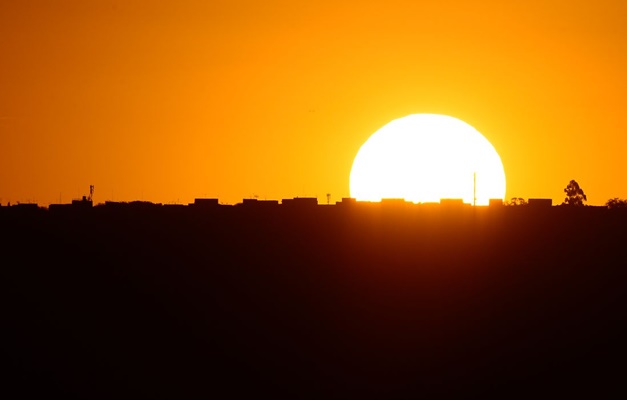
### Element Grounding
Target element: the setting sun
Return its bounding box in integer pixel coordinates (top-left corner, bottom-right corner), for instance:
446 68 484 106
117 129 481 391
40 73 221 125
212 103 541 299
350 114 506 205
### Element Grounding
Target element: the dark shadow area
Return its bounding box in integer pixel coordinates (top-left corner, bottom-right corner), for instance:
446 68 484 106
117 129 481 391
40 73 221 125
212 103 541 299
2 202 626 398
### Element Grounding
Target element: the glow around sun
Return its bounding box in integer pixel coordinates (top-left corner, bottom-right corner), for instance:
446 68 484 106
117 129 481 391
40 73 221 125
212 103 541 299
349 114 506 205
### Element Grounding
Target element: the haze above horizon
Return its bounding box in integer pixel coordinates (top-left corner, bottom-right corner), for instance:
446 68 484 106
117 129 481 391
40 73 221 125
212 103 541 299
2 1 626 206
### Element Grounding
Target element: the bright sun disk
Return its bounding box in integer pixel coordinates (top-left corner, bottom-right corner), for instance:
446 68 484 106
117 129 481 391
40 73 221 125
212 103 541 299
349 114 506 205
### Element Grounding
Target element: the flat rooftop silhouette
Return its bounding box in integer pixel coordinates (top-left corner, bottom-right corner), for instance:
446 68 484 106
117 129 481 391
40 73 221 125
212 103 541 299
0 195 577 211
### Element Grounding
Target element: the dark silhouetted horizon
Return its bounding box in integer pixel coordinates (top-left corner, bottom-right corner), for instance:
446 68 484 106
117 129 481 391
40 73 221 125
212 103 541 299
2 201 627 398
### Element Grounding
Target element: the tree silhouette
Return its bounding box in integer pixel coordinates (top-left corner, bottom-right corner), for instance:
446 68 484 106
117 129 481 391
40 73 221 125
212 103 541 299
606 198 627 209
563 180 587 206
506 197 527 206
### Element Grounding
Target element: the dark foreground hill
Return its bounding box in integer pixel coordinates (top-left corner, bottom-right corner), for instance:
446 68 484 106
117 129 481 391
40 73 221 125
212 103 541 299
2 203 627 398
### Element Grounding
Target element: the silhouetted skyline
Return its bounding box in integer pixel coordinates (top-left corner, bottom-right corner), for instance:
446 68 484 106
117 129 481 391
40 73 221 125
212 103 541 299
3 194 627 397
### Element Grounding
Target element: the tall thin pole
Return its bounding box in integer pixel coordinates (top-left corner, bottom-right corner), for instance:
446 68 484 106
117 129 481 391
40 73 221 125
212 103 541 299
473 172 477 206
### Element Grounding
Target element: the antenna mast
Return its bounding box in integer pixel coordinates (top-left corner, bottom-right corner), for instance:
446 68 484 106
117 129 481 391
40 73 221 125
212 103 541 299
473 172 476 206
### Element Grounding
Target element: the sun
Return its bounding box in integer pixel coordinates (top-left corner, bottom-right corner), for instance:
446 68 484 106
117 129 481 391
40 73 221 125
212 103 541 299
349 114 506 205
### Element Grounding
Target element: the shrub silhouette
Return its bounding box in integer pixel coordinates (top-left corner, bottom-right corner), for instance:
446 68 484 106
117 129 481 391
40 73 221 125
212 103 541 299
506 197 527 206
606 197 627 209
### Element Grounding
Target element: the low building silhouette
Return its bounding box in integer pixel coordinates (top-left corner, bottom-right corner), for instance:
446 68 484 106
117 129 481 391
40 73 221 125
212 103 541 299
71 196 93 208
2 203 42 217
48 203 73 213
489 198 504 207
439 198 466 207
14 203 40 210
191 198 220 208
380 198 410 211
381 198 408 205
281 197 318 207
239 198 279 208
528 198 552 208
336 197 356 206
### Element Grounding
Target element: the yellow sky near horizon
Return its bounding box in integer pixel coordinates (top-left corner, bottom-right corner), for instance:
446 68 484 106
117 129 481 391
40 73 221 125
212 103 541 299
1 0 626 206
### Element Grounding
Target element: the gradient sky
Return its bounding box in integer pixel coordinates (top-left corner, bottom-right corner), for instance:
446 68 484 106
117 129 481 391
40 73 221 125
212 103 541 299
2 0 626 205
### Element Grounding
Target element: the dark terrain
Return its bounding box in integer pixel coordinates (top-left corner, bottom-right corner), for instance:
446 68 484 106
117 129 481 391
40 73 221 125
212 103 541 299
2 202 626 398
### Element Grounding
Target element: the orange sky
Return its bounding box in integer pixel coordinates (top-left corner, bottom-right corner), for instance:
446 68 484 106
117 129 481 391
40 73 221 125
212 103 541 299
1 0 626 206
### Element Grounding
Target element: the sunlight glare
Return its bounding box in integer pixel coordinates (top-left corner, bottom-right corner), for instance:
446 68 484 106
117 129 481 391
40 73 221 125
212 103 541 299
349 114 506 205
